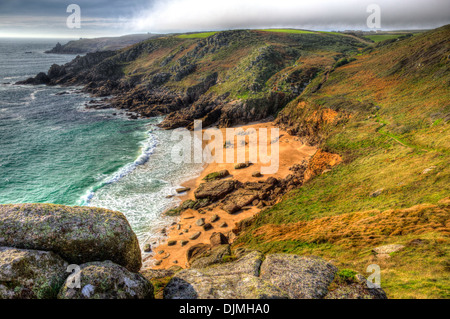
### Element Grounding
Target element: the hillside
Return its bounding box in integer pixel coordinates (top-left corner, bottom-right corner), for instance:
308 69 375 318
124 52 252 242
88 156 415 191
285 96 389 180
17 26 450 299
21 29 366 128
45 33 162 54
235 25 450 298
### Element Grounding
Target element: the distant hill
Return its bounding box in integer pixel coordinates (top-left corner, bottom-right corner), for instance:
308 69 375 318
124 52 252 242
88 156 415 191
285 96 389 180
45 33 162 54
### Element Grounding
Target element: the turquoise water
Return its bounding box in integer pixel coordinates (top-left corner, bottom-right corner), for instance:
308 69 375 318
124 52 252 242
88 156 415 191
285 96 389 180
0 39 203 245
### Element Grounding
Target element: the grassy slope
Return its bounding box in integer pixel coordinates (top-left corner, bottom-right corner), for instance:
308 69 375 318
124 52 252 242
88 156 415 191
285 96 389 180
235 25 450 298
119 30 366 102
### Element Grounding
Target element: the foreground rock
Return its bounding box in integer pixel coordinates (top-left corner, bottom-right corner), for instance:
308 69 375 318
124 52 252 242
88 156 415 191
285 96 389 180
58 261 153 299
0 204 142 272
164 251 288 299
260 254 337 299
0 247 68 299
164 251 388 299
194 180 237 201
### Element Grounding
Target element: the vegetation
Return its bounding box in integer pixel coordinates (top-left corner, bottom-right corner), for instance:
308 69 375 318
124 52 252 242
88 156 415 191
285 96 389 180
176 32 218 39
364 34 407 42
260 29 316 34
234 25 450 299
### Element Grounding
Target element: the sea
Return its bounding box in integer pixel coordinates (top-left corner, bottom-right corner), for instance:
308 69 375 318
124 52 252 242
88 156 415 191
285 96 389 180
0 38 203 247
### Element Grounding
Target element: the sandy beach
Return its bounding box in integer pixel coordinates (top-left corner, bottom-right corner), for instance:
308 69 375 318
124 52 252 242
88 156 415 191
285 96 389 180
145 120 317 269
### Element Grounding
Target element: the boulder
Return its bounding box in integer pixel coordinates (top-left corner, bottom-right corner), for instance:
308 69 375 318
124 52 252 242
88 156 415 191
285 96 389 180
58 261 154 299
252 171 262 178
373 244 405 255
210 232 229 247
203 223 213 231
260 254 337 299
0 247 68 299
195 180 237 201
164 251 288 299
176 187 191 194
190 245 231 269
196 218 205 226
187 244 211 264
189 232 201 240
203 170 230 182
0 204 142 272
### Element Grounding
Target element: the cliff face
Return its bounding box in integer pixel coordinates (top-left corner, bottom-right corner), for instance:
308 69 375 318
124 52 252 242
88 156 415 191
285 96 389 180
20 30 366 128
45 34 163 54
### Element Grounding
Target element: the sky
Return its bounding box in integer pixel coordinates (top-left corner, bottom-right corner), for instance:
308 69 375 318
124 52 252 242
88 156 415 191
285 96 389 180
0 0 449 38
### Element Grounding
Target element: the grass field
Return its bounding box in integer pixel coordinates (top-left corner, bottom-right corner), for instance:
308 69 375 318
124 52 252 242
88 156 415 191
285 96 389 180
176 32 218 39
260 29 317 34
364 34 405 42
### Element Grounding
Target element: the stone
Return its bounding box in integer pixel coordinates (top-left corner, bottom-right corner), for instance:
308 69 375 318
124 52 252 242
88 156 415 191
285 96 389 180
219 222 228 228
154 260 162 266
0 204 142 272
190 245 232 269
369 188 384 198
252 171 262 178
234 162 252 170
58 261 154 299
210 232 229 247
0 247 68 299
210 214 220 223
187 244 211 264
181 240 189 247
260 254 338 299
203 170 230 182
203 223 213 231
222 203 241 214
373 244 405 255
421 166 436 175
168 241 177 247
176 187 191 194
189 232 201 240
164 251 287 299
143 244 152 253
196 218 205 226
194 180 236 201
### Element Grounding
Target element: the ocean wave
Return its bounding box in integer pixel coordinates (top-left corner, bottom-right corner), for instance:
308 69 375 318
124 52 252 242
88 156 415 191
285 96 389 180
79 130 159 205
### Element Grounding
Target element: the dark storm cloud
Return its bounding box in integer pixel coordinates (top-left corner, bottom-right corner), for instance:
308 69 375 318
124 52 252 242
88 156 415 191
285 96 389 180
0 0 449 37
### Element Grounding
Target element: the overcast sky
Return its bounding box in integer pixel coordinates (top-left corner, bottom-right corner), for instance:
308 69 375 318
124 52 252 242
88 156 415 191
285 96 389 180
0 0 449 38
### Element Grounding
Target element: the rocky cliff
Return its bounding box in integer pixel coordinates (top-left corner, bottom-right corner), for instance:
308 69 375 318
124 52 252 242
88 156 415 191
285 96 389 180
19 30 366 129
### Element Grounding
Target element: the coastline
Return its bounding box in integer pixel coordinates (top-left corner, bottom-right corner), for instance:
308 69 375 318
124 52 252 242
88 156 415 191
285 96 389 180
145 120 318 269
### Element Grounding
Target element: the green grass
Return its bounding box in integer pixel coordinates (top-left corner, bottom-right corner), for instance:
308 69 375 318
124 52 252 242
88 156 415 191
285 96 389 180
176 32 218 39
364 34 404 42
260 29 316 34
235 25 450 299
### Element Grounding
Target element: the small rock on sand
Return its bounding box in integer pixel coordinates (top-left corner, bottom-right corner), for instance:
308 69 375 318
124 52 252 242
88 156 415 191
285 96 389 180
203 223 213 231
190 232 201 240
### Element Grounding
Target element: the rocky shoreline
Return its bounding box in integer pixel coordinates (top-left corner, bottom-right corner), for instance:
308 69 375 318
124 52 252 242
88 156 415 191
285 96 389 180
0 204 387 299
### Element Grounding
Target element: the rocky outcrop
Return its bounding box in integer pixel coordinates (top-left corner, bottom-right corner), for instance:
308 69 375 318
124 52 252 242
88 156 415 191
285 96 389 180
0 204 142 272
190 245 231 269
194 179 238 201
164 250 388 299
19 29 365 129
0 247 68 299
260 254 337 299
58 261 153 299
